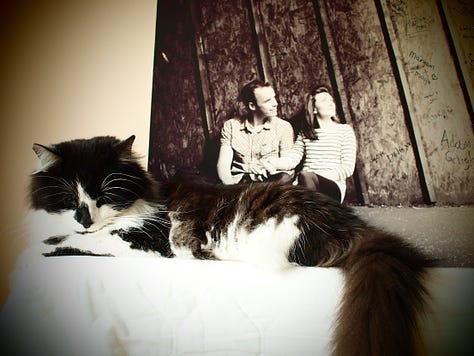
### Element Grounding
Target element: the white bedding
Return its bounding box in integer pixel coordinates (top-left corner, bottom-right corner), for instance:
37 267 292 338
1 257 473 355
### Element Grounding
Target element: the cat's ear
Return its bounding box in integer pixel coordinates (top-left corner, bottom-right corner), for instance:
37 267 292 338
116 135 136 160
32 143 61 171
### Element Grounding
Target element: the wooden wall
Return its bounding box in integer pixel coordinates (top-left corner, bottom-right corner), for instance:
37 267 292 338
380 0 473 204
149 0 206 180
149 0 474 206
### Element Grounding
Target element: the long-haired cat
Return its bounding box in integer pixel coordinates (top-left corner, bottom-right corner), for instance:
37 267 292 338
24 135 434 356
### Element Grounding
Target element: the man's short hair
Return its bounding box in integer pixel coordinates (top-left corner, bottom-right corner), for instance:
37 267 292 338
240 79 272 109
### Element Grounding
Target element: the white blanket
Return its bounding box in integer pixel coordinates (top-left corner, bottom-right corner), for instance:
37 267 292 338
1 257 472 355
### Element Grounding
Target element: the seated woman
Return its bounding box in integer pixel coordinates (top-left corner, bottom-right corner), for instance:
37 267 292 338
262 85 357 203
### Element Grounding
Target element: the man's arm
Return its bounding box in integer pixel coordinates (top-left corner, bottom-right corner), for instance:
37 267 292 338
216 145 235 184
263 133 303 171
279 120 295 155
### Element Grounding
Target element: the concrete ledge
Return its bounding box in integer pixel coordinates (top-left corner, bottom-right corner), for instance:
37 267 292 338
352 206 474 267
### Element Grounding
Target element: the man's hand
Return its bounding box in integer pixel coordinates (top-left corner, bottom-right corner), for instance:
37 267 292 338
233 162 268 181
260 158 277 175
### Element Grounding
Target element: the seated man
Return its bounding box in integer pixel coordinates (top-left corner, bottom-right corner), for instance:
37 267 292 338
216 79 294 185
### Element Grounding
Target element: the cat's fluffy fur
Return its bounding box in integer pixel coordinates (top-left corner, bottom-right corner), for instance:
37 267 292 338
25 135 434 356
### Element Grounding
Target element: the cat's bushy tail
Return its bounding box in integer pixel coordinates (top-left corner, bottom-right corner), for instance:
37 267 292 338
332 228 434 356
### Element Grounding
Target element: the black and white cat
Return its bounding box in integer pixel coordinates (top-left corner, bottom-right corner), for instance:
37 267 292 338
24 135 171 259
23 135 434 356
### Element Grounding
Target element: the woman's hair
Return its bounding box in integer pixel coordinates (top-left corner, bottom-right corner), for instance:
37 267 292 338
300 85 339 140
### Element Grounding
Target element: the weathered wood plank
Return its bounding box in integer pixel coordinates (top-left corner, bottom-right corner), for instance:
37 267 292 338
193 0 260 138
320 0 425 205
381 0 474 204
251 0 331 119
148 0 206 180
439 0 474 110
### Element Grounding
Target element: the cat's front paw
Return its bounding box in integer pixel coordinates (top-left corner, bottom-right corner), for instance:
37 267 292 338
193 249 218 260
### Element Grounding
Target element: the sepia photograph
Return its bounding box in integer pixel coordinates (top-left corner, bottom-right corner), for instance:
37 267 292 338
0 1 473 355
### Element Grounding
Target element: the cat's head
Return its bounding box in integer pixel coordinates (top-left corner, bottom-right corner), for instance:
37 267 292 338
29 135 158 233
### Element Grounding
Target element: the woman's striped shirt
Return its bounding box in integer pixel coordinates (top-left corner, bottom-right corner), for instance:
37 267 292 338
280 123 357 198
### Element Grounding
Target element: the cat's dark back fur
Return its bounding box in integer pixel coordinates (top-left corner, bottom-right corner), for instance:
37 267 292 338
27 135 435 356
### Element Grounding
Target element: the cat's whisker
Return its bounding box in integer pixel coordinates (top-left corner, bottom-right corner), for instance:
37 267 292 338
107 172 142 180
40 193 74 201
31 182 71 191
135 214 171 228
32 174 66 183
134 226 155 241
101 172 142 189
30 185 64 194
100 173 116 189
31 189 75 202
101 195 112 203
169 207 201 216
145 216 171 226
103 187 141 198
102 178 143 189
145 223 171 238
31 180 76 199
142 222 169 238
298 233 308 256
140 224 169 241
311 222 330 236
34 175 76 191
102 192 124 200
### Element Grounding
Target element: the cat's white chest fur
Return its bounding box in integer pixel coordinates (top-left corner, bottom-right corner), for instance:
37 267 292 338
170 214 301 270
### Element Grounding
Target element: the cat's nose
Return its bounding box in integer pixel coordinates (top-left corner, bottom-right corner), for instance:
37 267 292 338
74 204 92 228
